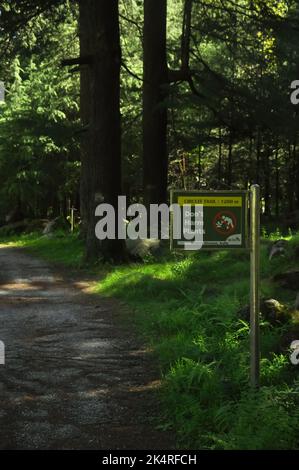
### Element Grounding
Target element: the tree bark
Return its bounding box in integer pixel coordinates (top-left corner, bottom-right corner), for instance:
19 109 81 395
256 127 261 184
287 142 295 213
274 143 279 218
263 146 271 216
142 0 168 209
218 127 222 182
227 130 233 187
80 0 126 261
79 0 92 238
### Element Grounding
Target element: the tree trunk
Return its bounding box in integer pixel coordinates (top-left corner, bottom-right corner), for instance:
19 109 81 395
263 146 271 216
79 0 92 238
197 145 202 188
143 0 168 209
295 137 299 209
287 142 295 213
248 132 253 186
275 143 279 218
80 0 126 261
256 127 261 184
218 127 222 183
227 130 233 187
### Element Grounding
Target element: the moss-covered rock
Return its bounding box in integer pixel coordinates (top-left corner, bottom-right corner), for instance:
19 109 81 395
238 298 291 325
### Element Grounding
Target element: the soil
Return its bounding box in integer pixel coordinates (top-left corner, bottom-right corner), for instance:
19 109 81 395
0 246 174 450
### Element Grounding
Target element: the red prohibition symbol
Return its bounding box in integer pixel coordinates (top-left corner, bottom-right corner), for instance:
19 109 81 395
213 210 237 236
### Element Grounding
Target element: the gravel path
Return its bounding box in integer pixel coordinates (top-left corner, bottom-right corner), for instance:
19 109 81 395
0 247 172 450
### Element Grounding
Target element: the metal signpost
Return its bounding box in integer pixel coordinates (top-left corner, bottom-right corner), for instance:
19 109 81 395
170 186 260 388
249 185 260 388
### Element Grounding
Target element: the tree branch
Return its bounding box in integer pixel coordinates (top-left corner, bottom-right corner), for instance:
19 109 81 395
181 0 193 70
121 61 143 82
168 0 193 83
168 68 191 83
61 56 93 67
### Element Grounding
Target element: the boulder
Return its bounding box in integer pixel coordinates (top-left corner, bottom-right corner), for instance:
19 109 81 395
268 239 288 261
238 298 290 325
125 238 161 259
261 298 290 324
42 216 69 235
273 270 299 291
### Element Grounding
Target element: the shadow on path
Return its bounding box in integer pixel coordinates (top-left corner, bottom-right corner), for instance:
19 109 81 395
0 247 173 450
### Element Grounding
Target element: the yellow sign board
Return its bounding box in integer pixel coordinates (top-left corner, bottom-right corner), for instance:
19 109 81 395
171 190 248 250
177 196 242 207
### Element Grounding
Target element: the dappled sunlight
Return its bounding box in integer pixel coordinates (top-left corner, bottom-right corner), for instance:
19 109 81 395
127 380 161 393
0 282 39 291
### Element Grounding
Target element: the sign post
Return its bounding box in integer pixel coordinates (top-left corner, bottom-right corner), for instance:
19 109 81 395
170 187 261 388
250 185 260 389
70 207 77 233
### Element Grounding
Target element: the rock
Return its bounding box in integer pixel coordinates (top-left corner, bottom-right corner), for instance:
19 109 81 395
268 239 288 261
238 298 290 325
42 216 69 235
261 298 290 324
125 238 160 259
273 270 299 291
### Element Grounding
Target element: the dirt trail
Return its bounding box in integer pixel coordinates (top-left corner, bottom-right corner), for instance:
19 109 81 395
0 247 173 450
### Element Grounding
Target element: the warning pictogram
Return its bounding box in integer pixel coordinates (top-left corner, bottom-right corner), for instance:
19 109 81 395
213 210 237 236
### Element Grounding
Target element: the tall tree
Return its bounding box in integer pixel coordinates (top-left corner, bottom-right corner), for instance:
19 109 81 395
142 0 198 209
80 0 126 261
79 0 92 239
64 1 125 259
142 0 168 209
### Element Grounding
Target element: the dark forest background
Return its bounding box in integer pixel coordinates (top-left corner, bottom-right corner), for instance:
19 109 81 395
1 0 299 259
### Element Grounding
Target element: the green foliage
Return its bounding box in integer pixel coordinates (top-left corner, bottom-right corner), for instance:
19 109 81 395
0 2 79 222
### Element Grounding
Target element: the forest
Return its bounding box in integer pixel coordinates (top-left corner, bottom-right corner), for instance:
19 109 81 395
1 1 299 258
0 0 299 454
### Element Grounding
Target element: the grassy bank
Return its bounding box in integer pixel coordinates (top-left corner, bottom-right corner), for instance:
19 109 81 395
2 231 299 449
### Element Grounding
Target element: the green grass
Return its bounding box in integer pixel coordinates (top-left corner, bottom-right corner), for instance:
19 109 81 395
0 231 85 268
1 229 299 449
